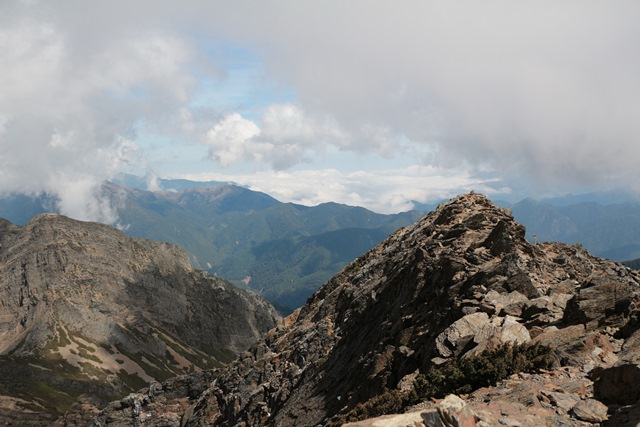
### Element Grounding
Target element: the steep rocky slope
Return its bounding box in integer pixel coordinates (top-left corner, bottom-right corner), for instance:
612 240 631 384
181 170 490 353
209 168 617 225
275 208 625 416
93 193 640 426
0 214 279 424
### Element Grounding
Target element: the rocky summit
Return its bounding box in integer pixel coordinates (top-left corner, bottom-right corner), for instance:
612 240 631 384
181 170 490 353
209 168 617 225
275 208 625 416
0 214 280 425
93 193 640 426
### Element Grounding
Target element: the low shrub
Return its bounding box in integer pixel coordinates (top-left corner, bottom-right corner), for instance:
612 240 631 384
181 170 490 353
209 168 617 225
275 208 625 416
410 342 555 402
333 342 554 424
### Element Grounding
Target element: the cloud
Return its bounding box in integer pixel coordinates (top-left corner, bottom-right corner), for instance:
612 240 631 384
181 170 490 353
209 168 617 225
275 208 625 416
47 173 122 225
0 3 204 223
204 104 396 170
202 1 640 193
206 113 261 167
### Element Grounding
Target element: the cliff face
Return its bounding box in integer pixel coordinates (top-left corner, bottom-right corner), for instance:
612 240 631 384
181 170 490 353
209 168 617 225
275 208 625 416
94 193 640 426
0 214 279 424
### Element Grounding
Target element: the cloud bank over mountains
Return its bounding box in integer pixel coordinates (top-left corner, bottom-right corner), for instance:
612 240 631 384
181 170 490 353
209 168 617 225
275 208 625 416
1 1 639 220
183 165 506 214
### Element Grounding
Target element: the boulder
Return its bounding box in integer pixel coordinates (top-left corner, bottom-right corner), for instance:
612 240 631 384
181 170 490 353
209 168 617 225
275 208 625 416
593 363 640 406
571 398 608 423
520 294 572 327
436 395 477 427
436 313 531 359
483 290 529 317
563 277 635 328
436 313 491 358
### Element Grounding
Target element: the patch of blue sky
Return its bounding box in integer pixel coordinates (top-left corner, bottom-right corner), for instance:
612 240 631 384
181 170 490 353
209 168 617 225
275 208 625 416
129 118 194 174
190 43 295 119
133 120 259 178
133 42 296 177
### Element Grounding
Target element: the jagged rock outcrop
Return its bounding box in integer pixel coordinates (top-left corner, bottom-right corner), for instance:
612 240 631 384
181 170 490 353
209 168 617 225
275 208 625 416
0 214 280 424
92 193 640 426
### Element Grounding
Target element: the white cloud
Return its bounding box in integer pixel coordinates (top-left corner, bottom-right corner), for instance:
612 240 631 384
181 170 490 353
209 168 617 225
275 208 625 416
46 174 121 225
0 5 203 223
206 113 261 166
204 104 396 170
49 130 76 149
201 1 640 193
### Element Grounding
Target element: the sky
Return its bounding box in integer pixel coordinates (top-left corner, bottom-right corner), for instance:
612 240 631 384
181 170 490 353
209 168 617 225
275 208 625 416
1 1 639 221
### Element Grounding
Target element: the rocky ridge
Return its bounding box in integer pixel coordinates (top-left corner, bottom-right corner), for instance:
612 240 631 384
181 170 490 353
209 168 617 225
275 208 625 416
92 193 640 426
0 214 280 424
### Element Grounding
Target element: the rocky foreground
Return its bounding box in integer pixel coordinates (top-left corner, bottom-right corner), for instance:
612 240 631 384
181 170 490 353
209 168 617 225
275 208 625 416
85 193 640 425
0 214 280 425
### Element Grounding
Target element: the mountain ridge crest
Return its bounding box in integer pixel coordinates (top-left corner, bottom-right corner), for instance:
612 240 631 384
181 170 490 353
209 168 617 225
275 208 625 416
90 192 640 426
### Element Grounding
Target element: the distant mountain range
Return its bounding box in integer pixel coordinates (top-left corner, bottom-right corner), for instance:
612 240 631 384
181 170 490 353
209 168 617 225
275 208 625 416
113 182 424 310
509 196 640 261
1 177 639 311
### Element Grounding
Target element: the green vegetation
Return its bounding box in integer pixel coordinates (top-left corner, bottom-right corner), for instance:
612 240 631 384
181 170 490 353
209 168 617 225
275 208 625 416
111 325 223 384
118 369 148 392
0 353 105 416
0 325 197 416
335 343 555 425
41 326 72 354
410 342 554 401
0 321 231 418
165 349 179 366
334 390 406 425
113 343 174 382
199 342 236 365
215 225 405 309
13 376 79 414
99 342 116 354
153 325 226 369
78 361 110 382
77 347 102 363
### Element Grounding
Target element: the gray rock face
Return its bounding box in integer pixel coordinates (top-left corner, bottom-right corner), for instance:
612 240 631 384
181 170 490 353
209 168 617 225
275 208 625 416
91 193 640 426
571 398 609 423
0 214 280 422
435 313 531 359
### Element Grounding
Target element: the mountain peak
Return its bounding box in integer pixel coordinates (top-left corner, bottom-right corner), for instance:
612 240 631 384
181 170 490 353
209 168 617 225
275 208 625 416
87 193 640 426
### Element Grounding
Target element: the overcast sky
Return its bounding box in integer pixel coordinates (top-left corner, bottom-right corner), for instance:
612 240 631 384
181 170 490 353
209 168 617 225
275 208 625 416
1 1 639 220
